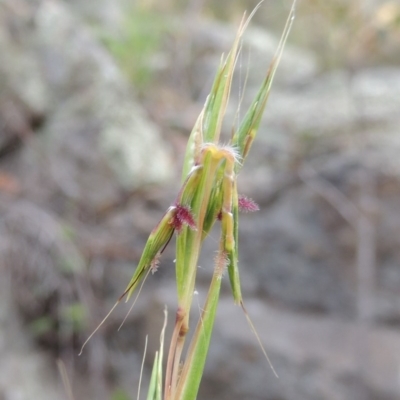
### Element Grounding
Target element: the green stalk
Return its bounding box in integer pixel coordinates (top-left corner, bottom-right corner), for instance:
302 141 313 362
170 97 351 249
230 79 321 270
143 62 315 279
167 150 222 399
147 308 167 400
80 7 296 400
174 249 226 400
117 3 296 400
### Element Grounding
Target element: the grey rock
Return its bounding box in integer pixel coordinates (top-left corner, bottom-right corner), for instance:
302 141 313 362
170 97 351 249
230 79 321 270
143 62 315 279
0 259 64 400
235 67 400 217
0 0 173 208
65 0 127 33
201 298 400 400
239 183 356 316
1 200 84 318
235 145 400 323
260 67 400 136
0 1 48 153
0 5 48 116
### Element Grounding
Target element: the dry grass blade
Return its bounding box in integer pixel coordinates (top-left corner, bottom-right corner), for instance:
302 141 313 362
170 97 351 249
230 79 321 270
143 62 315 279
138 335 149 400
57 359 76 400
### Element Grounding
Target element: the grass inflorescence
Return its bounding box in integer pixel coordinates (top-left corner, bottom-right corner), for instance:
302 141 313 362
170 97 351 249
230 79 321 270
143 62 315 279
81 2 296 399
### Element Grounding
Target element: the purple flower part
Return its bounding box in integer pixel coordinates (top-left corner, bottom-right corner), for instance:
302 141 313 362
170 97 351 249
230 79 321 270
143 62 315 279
238 195 259 212
171 214 183 233
172 204 197 232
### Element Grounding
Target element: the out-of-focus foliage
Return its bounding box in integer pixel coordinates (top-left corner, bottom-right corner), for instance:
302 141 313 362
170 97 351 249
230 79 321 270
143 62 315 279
101 4 172 91
292 0 400 68
111 388 131 400
213 0 400 68
29 316 55 338
60 302 87 332
102 0 399 94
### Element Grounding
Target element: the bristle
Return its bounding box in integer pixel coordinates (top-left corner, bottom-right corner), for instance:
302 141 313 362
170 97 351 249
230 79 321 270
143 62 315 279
150 255 161 274
171 204 197 233
214 250 229 276
238 195 259 212
221 144 242 166
200 143 242 166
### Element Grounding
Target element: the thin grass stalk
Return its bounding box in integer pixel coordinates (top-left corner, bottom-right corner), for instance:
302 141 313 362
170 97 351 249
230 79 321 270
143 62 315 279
115 3 296 400
79 5 295 400
166 152 222 399
166 6 295 397
174 250 226 400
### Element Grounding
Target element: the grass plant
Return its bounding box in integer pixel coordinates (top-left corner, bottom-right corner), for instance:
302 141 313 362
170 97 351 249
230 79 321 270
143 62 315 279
81 2 295 399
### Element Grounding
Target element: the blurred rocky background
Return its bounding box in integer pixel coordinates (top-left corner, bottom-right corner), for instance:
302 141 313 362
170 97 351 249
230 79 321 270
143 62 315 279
0 0 399 399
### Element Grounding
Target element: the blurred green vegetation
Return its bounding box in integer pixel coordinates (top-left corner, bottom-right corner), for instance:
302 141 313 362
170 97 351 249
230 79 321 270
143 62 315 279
99 0 399 94
101 5 172 91
29 316 55 338
60 302 87 332
210 0 400 69
292 0 400 69
111 388 131 400
28 302 87 341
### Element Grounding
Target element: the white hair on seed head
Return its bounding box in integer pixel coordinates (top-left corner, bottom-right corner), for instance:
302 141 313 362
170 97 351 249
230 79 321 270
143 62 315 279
200 142 242 166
